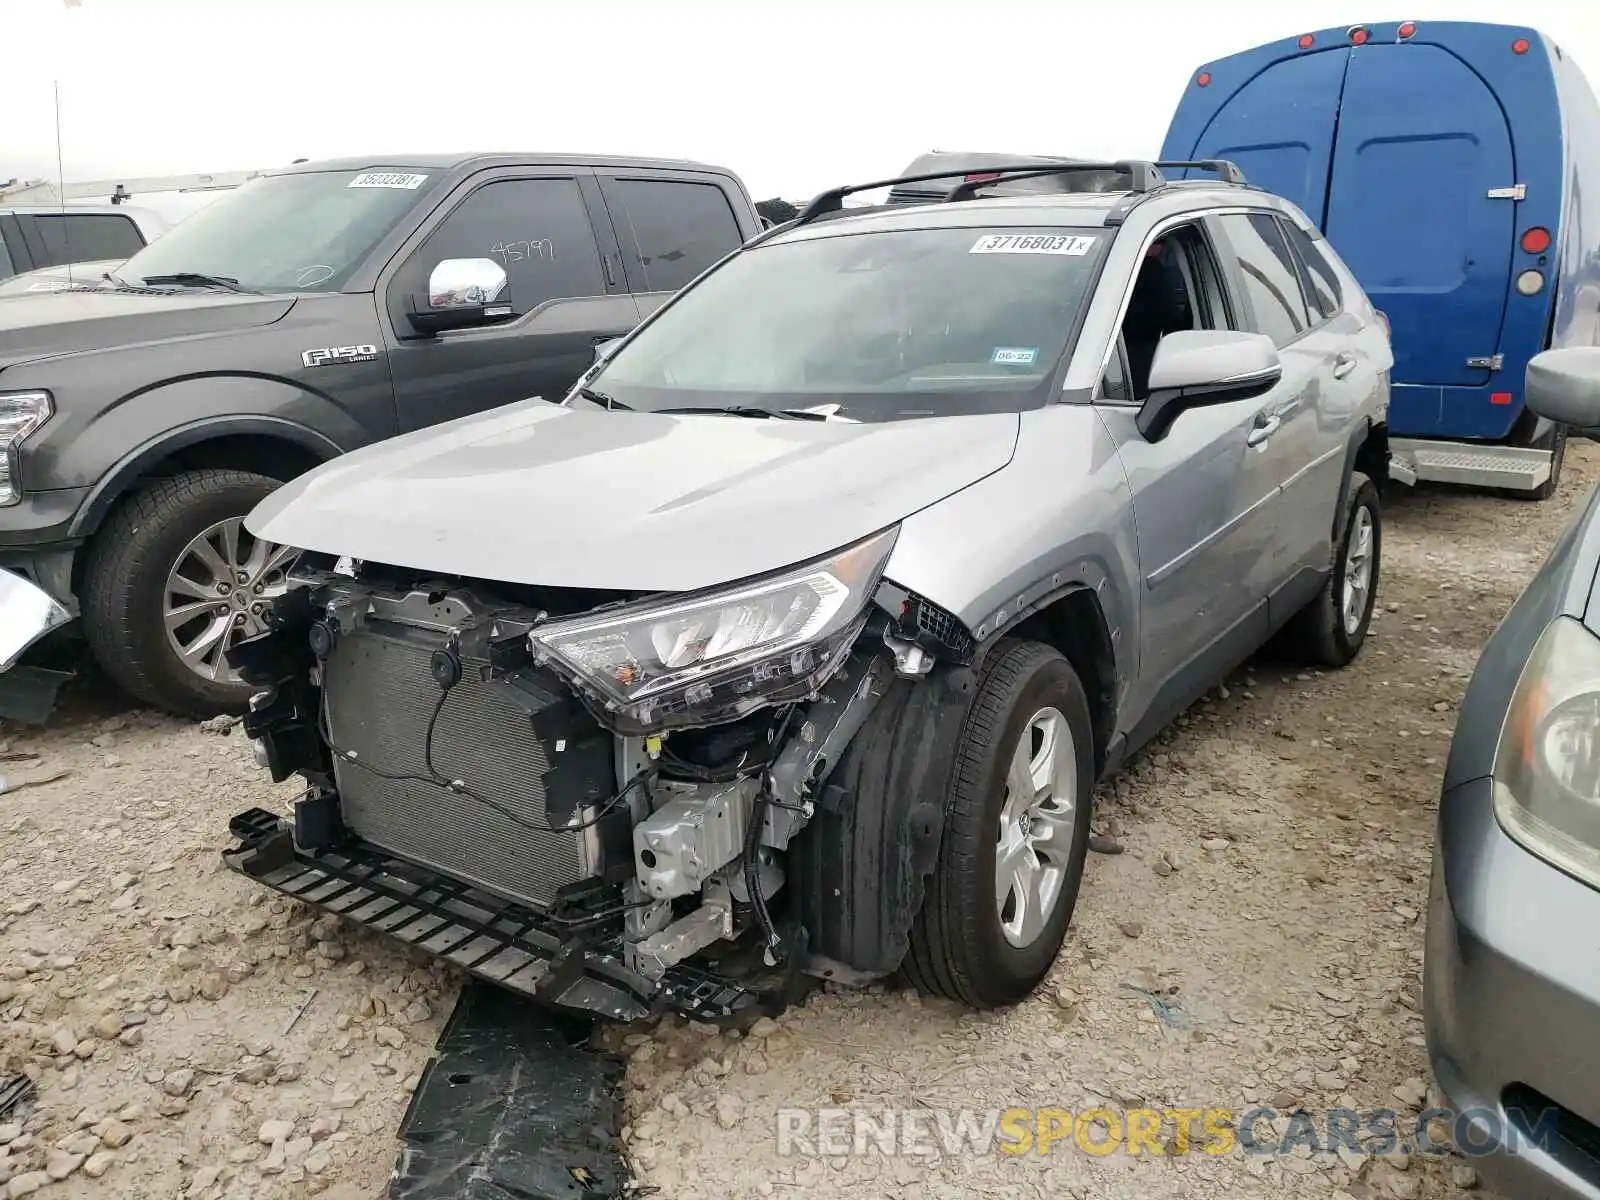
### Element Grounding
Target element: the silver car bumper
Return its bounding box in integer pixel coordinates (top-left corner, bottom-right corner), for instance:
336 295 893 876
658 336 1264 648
0 567 73 671
1425 776 1600 1199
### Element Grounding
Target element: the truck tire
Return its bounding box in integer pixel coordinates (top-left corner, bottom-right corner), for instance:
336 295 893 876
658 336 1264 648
1280 470 1382 668
1519 424 1567 502
82 469 293 718
902 640 1094 1008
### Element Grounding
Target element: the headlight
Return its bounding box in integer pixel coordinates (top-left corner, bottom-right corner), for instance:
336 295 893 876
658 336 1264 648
1493 615 1600 887
0 391 53 506
529 526 898 733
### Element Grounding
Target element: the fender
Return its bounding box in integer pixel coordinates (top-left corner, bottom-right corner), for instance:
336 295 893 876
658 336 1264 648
70 414 344 539
978 577 1124 775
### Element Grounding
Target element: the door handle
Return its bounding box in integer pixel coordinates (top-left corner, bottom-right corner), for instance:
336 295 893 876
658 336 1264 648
1247 415 1280 447
1332 352 1358 380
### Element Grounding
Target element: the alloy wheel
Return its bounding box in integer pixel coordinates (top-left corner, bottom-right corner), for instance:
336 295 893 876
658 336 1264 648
162 517 297 683
994 707 1078 948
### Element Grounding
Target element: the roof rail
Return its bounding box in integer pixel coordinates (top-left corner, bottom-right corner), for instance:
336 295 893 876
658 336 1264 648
1152 159 1249 185
790 160 1166 228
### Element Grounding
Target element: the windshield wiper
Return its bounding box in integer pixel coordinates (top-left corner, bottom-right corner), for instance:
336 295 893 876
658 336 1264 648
140 272 258 294
659 405 828 421
577 386 629 411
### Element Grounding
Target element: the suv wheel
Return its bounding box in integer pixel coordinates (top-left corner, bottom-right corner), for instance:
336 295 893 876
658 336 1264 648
82 469 295 718
903 640 1094 1008
1281 470 1382 668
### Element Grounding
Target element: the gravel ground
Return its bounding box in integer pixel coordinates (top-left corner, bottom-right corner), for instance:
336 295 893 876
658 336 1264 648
2 446 1594 1200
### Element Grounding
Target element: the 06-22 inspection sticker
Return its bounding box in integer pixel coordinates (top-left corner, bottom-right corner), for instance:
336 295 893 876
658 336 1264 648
970 233 1098 255
992 347 1038 365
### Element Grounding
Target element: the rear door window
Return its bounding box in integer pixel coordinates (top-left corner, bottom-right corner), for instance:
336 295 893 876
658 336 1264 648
600 178 744 293
33 212 146 265
1218 212 1314 347
401 177 607 316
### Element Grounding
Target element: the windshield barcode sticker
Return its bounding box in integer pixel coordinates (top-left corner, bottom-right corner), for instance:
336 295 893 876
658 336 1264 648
348 172 429 190
970 234 1098 255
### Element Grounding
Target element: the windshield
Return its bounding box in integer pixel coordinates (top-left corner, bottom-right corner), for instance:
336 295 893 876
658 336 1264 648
588 225 1110 421
115 168 441 293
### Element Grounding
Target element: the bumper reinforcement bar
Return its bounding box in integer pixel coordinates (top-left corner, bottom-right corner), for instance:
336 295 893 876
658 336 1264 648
223 808 761 1023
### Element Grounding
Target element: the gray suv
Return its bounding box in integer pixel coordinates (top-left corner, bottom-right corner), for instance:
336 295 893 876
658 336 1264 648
216 159 1393 1022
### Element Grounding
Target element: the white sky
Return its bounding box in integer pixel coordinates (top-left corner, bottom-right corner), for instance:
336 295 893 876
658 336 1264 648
6 0 1600 204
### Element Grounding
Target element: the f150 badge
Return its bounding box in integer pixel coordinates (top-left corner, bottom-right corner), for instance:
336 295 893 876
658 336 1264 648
301 344 380 368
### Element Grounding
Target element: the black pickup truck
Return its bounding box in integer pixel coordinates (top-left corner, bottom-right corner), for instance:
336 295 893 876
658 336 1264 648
0 152 762 717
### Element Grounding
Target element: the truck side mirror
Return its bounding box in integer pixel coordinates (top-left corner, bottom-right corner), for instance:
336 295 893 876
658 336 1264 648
406 258 514 335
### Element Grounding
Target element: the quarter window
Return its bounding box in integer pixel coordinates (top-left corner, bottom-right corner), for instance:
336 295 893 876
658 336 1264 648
1221 213 1313 347
1281 220 1342 321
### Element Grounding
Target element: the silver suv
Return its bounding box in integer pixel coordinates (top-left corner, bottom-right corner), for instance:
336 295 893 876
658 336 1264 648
222 160 1392 1023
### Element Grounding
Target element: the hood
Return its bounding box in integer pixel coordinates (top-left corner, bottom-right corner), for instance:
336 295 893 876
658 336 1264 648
0 288 294 370
0 259 126 297
248 401 1020 592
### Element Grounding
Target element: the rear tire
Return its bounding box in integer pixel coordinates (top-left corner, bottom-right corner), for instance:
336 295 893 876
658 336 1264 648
82 469 291 718
1280 471 1382 668
1519 424 1567 502
902 640 1094 1008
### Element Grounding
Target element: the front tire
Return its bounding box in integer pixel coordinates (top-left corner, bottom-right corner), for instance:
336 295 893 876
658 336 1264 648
903 640 1095 1009
82 469 295 718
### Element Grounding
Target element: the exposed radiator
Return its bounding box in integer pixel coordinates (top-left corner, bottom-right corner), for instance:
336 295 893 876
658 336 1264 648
322 625 614 909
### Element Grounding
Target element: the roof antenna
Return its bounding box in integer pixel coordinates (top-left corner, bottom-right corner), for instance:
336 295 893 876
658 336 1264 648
54 78 70 268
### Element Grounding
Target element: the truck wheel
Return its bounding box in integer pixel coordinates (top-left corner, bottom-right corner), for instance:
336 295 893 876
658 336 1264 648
1281 470 1382 668
902 640 1094 1008
82 469 295 718
1520 424 1567 502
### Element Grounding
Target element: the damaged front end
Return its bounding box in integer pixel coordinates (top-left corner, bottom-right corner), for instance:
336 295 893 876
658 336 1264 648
222 525 958 1022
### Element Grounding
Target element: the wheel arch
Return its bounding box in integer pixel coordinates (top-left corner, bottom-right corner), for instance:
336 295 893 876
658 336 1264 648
70 416 341 542
983 583 1120 778
1336 418 1388 541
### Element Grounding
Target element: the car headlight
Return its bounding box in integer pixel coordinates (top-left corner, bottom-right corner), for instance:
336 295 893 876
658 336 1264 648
0 391 53 506
1493 615 1600 887
529 526 898 733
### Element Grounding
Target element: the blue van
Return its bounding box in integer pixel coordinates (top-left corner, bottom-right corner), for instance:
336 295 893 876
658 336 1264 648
1162 20 1600 498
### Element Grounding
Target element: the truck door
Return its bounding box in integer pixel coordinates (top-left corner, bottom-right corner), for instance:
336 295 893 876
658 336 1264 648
1167 48 1348 226
592 172 752 319
379 170 640 433
1323 44 1516 391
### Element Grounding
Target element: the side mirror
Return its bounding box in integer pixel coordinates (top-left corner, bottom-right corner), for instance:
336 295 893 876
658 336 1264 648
406 258 513 335
1526 348 1600 436
593 337 623 366
1137 330 1283 442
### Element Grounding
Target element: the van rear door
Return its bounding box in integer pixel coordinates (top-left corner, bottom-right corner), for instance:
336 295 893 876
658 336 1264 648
1170 49 1347 225
1323 44 1516 389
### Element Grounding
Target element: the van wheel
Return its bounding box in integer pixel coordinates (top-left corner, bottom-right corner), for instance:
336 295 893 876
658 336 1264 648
1281 471 1382 668
1519 424 1567 501
82 469 294 719
902 640 1095 1008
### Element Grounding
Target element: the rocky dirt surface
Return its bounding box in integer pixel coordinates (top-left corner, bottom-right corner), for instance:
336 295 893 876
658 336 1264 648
3 447 1595 1199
